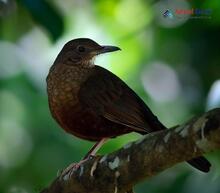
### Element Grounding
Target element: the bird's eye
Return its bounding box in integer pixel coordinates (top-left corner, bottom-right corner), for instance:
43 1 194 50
77 46 85 52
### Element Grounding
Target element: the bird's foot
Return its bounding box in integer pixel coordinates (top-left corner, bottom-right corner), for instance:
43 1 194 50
59 155 96 180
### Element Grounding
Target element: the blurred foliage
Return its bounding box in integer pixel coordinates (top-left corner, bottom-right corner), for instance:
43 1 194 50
18 0 64 41
0 0 220 193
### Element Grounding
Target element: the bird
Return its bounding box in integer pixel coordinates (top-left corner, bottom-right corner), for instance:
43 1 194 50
46 38 211 173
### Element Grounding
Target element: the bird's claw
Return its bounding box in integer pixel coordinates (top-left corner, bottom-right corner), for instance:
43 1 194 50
59 162 81 180
59 155 100 180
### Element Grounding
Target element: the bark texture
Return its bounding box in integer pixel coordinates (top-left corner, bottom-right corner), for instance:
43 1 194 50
41 108 220 193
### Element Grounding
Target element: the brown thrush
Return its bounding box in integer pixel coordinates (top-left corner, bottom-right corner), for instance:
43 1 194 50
47 38 210 172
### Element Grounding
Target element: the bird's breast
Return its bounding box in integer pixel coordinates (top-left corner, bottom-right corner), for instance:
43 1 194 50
46 65 90 125
47 65 89 107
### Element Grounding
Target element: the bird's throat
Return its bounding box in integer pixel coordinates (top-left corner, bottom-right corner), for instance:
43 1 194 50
82 58 95 68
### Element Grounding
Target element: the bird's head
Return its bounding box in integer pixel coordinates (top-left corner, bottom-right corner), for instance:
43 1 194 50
55 38 121 67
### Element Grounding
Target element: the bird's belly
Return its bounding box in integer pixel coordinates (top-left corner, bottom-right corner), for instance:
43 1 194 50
51 103 130 141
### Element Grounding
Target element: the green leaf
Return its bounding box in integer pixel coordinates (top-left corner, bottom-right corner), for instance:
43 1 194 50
19 0 64 41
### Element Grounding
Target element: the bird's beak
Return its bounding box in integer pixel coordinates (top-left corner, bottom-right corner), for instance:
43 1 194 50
98 45 121 54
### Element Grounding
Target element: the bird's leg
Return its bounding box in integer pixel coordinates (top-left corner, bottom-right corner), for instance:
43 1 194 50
83 137 108 159
60 138 108 178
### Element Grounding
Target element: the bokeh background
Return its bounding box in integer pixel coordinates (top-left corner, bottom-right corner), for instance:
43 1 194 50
0 0 220 192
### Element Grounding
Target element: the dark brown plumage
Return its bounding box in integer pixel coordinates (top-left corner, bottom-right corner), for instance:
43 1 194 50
47 38 210 172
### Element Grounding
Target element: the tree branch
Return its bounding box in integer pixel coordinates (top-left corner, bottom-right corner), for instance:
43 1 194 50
41 108 220 193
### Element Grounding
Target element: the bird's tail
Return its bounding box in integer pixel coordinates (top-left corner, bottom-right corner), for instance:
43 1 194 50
141 121 211 172
140 105 211 173
163 125 211 172
187 156 211 172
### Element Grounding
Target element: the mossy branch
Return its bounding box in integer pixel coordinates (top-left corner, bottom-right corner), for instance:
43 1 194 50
40 108 220 193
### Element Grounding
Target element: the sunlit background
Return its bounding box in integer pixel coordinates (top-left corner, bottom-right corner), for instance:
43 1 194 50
0 0 220 192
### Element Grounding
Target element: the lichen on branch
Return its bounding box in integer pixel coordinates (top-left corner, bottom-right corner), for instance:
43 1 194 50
41 108 220 193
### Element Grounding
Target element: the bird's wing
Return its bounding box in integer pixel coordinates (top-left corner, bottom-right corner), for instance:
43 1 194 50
79 66 166 133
